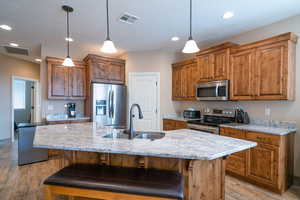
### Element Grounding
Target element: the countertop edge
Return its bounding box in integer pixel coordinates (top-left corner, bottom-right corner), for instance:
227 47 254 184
33 142 257 161
219 124 296 135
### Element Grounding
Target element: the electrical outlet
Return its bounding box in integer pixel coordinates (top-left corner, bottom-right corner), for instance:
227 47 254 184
265 107 271 116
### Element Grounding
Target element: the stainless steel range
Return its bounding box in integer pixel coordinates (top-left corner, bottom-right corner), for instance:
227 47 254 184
187 108 235 134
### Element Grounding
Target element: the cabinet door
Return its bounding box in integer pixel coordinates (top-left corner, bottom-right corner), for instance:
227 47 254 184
180 67 188 98
93 62 110 81
230 49 256 100
187 63 198 99
172 67 182 100
69 67 86 98
213 49 229 80
198 54 213 82
247 143 279 186
109 62 125 84
255 42 287 100
50 65 69 98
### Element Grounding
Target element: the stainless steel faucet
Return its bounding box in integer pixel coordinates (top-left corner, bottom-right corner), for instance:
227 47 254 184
127 104 143 139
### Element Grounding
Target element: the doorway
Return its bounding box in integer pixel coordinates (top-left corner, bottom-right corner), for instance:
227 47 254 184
11 76 40 142
128 72 160 131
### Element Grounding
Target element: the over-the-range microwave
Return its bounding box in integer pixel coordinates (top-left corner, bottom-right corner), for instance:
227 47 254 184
196 80 229 101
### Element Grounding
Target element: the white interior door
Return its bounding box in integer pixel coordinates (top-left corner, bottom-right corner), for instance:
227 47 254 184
129 72 160 131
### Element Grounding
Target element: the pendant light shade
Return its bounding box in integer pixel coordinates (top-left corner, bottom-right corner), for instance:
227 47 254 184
182 37 200 53
62 5 75 66
63 56 75 67
182 0 200 54
101 39 117 53
101 0 117 54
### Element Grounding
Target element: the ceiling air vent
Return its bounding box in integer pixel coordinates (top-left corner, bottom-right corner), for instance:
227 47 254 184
3 46 29 56
119 13 139 24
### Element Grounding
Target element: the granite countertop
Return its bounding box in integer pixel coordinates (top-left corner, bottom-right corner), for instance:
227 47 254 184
33 122 256 160
46 114 90 122
220 121 296 135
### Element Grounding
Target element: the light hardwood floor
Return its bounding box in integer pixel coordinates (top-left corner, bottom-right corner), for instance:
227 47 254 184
0 140 299 200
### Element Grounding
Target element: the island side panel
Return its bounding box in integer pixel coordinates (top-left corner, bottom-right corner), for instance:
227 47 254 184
48 150 225 200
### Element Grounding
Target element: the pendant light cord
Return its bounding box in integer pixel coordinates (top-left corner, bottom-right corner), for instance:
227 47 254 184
106 0 110 40
67 10 70 57
189 0 192 39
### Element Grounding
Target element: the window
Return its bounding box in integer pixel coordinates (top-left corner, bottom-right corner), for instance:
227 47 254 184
13 79 26 109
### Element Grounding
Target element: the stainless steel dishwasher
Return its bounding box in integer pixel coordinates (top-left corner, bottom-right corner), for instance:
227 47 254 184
17 123 48 165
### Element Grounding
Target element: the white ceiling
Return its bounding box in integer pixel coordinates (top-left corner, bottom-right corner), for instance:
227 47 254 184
0 0 300 62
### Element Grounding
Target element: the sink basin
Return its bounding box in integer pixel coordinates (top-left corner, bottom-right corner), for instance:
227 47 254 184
135 131 165 140
103 131 165 140
103 131 129 139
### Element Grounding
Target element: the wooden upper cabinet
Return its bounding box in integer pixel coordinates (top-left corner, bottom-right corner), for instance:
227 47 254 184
230 32 298 100
172 58 197 101
84 54 126 117
93 62 110 81
213 49 230 80
255 42 287 99
69 67 86 98
230 49 256 100
197 42 238 82
84 54 125 84
47 57 86 100
197 54 213 81
109 62 125 83
50 65 69 97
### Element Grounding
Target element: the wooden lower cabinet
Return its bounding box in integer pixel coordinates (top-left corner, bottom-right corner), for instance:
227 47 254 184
163 119 187 131
220 127 294 194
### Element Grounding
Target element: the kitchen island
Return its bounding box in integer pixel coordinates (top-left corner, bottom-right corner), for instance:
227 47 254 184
34 122 256 200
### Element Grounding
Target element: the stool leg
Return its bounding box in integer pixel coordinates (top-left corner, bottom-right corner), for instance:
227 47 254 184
44 186 53 200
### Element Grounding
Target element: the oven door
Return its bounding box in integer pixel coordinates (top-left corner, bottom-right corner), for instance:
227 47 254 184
196 80 229 100
187 124 219 134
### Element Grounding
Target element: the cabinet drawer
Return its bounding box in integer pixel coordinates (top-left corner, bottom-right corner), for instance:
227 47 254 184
163 119 176 131
175 121 188 129
246 131 280 146
226 155 246 176
220 128 245 139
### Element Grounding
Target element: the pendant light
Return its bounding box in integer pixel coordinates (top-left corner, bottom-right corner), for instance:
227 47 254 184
62 5 75 67
182 0 200 53
101 0 117 54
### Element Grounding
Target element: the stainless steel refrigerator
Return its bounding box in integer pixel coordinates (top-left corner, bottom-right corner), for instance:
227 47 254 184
92 83 126 127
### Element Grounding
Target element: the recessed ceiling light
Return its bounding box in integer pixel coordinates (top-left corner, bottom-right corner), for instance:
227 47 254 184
0 24 12 31
9 43 19 47
223 11 234 19
65 37 74 42
171 36 180 41
35 58 42 62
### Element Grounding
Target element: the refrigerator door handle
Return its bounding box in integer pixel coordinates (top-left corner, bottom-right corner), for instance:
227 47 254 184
111 90 114 118
108 90 112 118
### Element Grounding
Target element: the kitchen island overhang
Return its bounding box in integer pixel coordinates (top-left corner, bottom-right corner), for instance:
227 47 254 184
34 122 256 200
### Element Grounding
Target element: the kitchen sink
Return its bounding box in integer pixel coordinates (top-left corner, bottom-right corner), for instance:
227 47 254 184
135 131 165 140
103 131 165 140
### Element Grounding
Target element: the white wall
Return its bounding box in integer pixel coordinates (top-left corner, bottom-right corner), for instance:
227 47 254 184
124 50 183 129
176 15 300 176
0 54 40 140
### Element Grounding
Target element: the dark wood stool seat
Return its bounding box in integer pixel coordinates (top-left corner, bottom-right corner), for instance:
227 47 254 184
44 164 183 200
